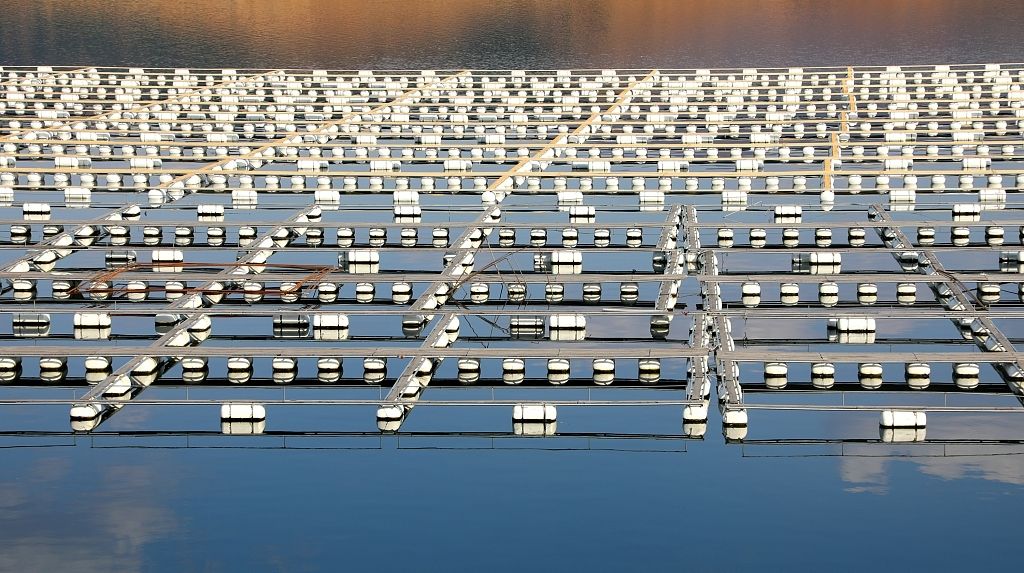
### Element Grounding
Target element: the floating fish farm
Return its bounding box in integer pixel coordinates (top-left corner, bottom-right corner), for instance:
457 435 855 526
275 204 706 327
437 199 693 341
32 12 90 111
1 63 1023 442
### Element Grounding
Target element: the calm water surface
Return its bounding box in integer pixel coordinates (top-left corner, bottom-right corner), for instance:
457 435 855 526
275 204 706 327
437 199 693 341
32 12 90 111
1 0 1023 69
1 1 1024 571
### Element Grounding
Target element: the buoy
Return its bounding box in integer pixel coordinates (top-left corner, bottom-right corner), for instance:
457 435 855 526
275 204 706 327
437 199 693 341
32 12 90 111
593 358 615 385
905 362 931 389
953 363 980 389
638 358 661 384
503 358 525 384
880 410 926 428
458 358 481 384
897 282 917 305
859 363 884 389
764 362 788 389
547 358 571 385
364 357 387 384
857 283 878 305
811 362 835 389
220 403 266 421
272 357 297 384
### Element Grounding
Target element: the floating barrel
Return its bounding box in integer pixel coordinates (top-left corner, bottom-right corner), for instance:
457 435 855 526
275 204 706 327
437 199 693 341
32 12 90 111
897 282 917 305
272 357 297 384
774 205 802 223
39 356 67 383
221 403 266 421
793 252 842 274
547 358 571 385
355 282 375 303
337 227 355 247
811 362 836 389
551 249 582 274
561 228 579 247
368 227 387 246
986 226 1004 247
469 282 489 303
905 363 931 389
14 313 51 338
846 227 866 247
503 358 526 384
391 282 413 304
273 315 309 338
749 228 767 248
859 363 884 389
780 282 800 306
511 317 545 340
498 228 516 246
917 226 935 246
545 284 564 303
620 282 639 304
828 317 877 344
593 358 615 385
999 251 1023 273
458 358 480 384
363 357 387 384
312 314 349 341
819 282 840 307
951 226 971 246
317 282 339 303
741 282 761 307
954 363 980 389
227 357 253 384
549 314 586 341
764 362 788 389
151 249 184 273
317 358 342 383
181 358 209 384
0 357 21 383
512 403 557 423
782 228 800 247
717 228 734 248
880 410 926 428
341 249 380 274
507 282 527 303
529 228 546 246
857 283 878 305
638 358 661 384
977 282 1001 304
625 227 643 246
814 228 832 247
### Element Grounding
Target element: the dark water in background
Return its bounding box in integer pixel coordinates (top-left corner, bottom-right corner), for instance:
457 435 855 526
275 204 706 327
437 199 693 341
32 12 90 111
1 1 1024 571
1 0 1023 69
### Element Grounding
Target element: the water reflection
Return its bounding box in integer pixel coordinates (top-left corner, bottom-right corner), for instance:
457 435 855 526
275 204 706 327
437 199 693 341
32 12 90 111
834 414 1024 491
1 0 1021 68
0 457 178 573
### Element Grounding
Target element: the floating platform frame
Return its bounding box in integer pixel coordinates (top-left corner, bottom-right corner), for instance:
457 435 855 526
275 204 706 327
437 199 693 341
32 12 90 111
0 63 1023 439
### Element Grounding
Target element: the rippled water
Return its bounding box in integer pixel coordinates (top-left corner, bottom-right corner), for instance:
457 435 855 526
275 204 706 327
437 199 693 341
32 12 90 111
2 1 1024 571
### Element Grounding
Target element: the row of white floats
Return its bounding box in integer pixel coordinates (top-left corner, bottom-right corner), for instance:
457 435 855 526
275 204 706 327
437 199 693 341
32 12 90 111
5 225 663 250
718 224 1024 248
4 279 670 306
2 356 666 385
761 362 983 389
4 172 1024 197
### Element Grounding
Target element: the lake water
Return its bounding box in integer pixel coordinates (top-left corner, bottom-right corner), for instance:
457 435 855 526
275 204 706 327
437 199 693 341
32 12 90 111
2 1 1024 571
